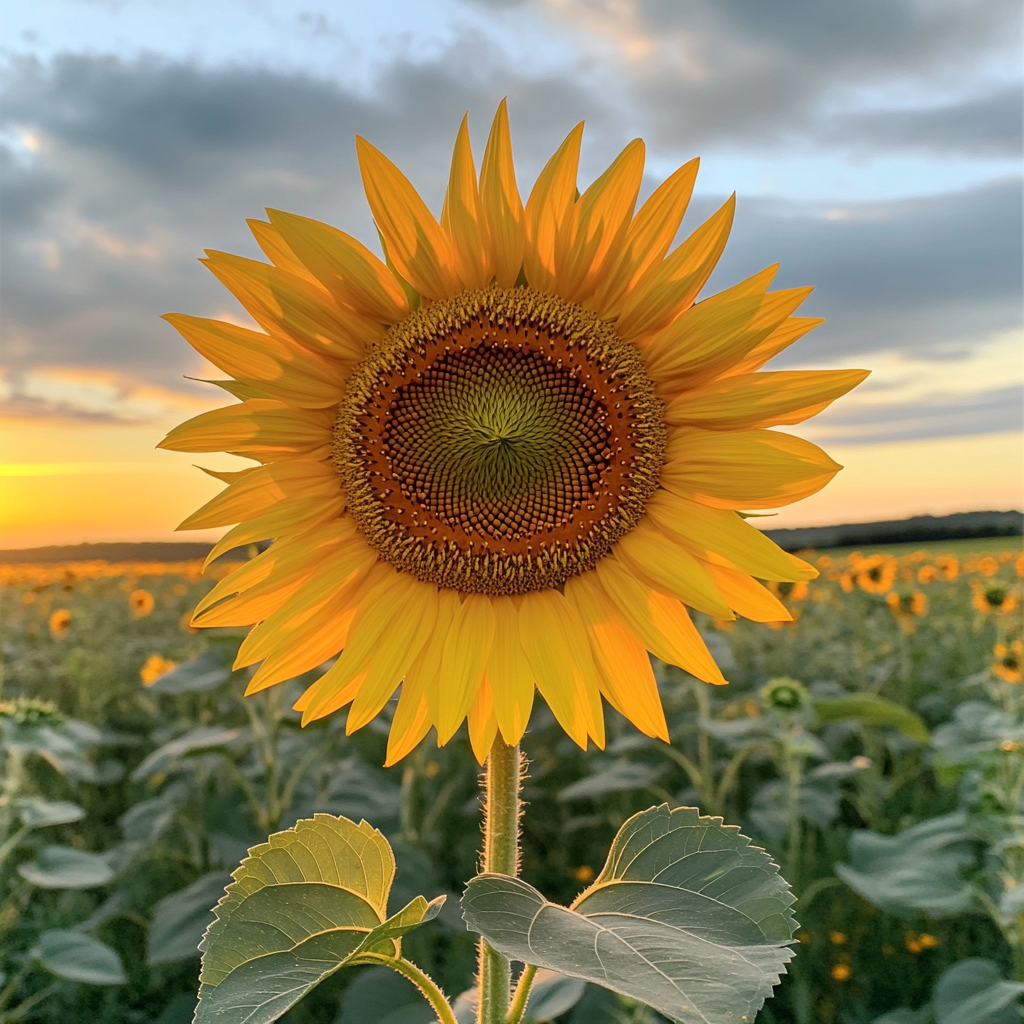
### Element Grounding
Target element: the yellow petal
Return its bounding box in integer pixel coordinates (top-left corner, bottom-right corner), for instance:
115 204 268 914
164 314 348 409
414 588 461 728
644 490 815 582
385 670 434 767
201 251 370 362
614 519 733 619
158 400 333 457
556 138 645 303
595 556 726 684
519 590 604 749
296 570 425 725
441 113 493 290
247 219 327 288
565 573 668 741
480 99 525 288
523 122 583 294
467 677 499 765
486 596 535 747
437 594 497 744
719 316 826 378
661 427 843 510
704 562 792 623
355 136 462 299
643 283 812 390
346 578 439 732
616 194 735 341
267 209 409 325
590 158 699 318
665 369 870 430
194 519 355 616
178 459 341 531
245 597 359 694
233 545 379 666
201 493 343 565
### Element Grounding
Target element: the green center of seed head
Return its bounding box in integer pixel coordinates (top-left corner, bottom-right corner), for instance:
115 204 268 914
437 382 563 504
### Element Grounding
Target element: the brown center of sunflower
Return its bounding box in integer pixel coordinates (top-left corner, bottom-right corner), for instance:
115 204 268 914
335 287 665 595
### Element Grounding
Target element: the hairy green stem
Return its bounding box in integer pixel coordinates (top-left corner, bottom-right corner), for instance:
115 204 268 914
478 737 522 1024
364 954 458 1024
506 964 538 1024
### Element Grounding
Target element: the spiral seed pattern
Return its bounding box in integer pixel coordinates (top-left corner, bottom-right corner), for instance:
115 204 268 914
336 287 665 594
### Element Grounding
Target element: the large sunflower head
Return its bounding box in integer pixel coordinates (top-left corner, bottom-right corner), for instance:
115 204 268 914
160 102 868 765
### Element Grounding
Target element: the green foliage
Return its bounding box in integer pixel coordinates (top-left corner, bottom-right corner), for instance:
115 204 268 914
463 805 796 1023
34 931 127 986
195 814 445 1024
0 542 1020 1022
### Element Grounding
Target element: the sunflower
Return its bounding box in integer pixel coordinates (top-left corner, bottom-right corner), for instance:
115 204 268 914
48 609 72 637
140 653 178 685
130 588 156 618
160 103 867 764
972 583 1018 616
852 553 897 595
993 641 1023 684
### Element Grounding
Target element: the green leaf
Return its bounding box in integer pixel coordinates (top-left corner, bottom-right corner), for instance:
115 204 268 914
34 930 126 985
813 694 930 742
525 970 587 1022
934 959 1024 1024
932 702 1024 766
148 871 231 965
462 804 796 1024
130 725 242 781
336 966 435 1024
145 650 233 694
835 813 977 917
558 762 662 801
195 814 444 1024
15 798 86 828
18 845 114 889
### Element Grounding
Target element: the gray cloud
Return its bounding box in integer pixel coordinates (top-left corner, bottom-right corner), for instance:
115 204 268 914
703 178 1022 362
522 0 1022 153
803 385 1023 445
0 50 1020 444
0 51 604 399
825 87 1022 158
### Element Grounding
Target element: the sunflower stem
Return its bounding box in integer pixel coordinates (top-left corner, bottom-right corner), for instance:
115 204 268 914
477 737 522 1024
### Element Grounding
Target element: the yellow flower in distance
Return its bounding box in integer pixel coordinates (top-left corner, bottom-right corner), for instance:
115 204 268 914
141 654 178 685
48 609 72 637
993 641 1023 684
159 104 867 764
130 589 156 618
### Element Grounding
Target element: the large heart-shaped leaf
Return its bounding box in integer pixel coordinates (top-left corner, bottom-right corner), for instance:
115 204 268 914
195 813 444 1024
462 805 796 1024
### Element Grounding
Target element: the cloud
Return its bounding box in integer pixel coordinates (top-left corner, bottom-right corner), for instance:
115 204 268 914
704 178 1022 361
0 51 603 406
801 385 1022 445
0 49 1019 445
524 0 1021 152
824 86 1022 158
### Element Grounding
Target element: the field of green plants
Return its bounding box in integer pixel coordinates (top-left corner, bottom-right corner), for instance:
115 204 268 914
1 538 1022 1024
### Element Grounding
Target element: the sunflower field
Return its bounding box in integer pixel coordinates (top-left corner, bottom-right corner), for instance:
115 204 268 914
0 537 1022 1024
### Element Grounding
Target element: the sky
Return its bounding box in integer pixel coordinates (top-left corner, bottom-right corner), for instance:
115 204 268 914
1 0 1021 549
